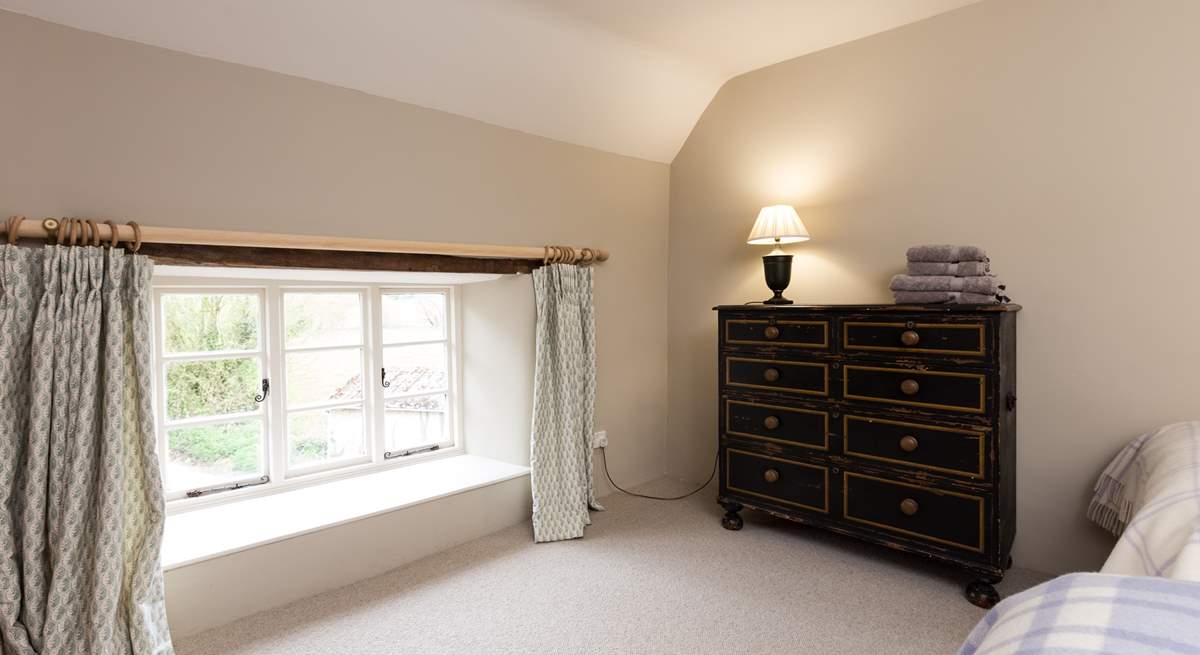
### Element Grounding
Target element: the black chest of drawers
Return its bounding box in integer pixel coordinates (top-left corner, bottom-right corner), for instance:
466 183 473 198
715 304 1019 608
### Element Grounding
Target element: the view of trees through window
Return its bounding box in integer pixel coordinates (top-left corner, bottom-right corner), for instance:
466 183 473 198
161 293 265 492
156 285 454 497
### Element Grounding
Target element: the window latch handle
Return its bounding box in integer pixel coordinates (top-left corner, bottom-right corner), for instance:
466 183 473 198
381 367 390 389
254 378 270 403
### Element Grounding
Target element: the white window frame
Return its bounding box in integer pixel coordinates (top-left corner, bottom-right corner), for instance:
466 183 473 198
152 276 464 510
277 287 374 478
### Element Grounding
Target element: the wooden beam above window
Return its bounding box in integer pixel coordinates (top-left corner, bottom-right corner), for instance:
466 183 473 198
3 216 607 272
139 243 538 275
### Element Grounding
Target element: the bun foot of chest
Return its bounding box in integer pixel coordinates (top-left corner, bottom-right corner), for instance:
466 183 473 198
965 579 1000 609
719 501 744 531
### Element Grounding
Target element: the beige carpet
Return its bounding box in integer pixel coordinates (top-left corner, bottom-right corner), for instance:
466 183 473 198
175 478 1050 655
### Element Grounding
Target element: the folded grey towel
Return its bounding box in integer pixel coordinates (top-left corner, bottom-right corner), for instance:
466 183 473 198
907 261 990 276
892 290 998 304
889 274 1001 295
906 244 988 262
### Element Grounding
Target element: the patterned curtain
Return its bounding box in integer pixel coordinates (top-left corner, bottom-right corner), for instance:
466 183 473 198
530 263 602 543
0 245 173 654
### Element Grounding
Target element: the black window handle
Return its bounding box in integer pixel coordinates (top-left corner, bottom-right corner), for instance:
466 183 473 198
254 378 270 403
381 368 390 389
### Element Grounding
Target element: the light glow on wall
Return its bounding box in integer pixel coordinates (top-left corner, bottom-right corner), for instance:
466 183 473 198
760 161 828 202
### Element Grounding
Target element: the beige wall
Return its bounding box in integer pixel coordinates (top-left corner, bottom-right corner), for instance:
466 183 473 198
463 275 536 467
669 0 1200 574
0 10 669 493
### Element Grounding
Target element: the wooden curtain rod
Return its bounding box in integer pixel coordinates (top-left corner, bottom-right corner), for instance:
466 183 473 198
1 216 608 265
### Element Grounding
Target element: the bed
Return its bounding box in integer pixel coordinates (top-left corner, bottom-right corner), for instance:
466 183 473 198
959 421 1200 654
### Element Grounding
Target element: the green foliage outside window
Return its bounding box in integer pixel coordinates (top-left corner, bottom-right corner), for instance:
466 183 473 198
168 422 262 473
163 294 263 472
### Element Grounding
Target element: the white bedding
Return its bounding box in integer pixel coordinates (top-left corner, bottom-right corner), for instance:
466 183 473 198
1088 421 1200 580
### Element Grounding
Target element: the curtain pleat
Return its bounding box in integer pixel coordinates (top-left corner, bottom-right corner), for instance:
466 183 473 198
0 245 172 655
529 263 601 543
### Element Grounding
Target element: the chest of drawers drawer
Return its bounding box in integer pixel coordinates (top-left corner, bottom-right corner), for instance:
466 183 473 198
843 471 985 553
725 318 830 349
843 364 987 414
724 356 829 397
842 414 986 479
725 448 829 514
725 399 829 451
843 319 987 359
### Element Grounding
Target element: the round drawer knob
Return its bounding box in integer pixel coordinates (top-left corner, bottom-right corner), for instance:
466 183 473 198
900 379 920 395
899 435 919 452
763 368 780 382
900 330 921 346
763 468 780 483
764 326 780 340
763 416 780 430
900 498 920 516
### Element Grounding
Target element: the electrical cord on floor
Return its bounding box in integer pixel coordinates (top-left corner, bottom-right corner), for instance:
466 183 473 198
599 446 718 501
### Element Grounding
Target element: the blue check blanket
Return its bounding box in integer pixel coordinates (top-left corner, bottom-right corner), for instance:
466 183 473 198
958 573 1200 654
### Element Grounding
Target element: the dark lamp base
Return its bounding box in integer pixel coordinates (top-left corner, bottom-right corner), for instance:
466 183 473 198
761 254 794 305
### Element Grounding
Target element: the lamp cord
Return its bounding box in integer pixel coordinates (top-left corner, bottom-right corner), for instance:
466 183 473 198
599 446 718 501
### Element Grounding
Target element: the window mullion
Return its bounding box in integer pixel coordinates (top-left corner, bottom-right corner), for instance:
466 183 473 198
369 286 386 464
265 284 288 482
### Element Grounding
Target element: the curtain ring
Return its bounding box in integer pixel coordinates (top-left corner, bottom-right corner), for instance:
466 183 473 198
104 220 120 249
543 245 550 265
126 221 142 253
56 218 67 245
579 247 595 265
563 246 577 264
71 219 83 247
6 216 24 245
86 219 100 247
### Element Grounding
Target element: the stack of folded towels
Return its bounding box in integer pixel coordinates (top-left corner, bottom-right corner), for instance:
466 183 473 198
890 245 1009 304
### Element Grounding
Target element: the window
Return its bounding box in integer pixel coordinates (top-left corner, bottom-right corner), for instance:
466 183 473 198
153 281 459 502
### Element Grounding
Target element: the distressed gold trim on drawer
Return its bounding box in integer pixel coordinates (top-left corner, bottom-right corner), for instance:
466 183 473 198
843 321 986 356
726 319 829 348
843 364 986 414
725 399 829 451
842 415 985 478
725 357 829 396
843 472 985 553
727 448 829 514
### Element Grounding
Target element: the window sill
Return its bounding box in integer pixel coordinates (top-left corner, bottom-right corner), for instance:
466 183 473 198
161 455 530 571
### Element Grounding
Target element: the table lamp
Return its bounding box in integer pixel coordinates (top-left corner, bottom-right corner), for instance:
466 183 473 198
747 205 810 305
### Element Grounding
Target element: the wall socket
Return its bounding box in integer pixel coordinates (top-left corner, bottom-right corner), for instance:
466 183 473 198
591 430 608 449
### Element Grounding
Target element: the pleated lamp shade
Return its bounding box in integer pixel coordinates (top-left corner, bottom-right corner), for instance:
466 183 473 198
746 205 810 245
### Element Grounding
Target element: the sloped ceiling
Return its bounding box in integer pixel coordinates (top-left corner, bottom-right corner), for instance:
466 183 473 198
0 0 980 162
